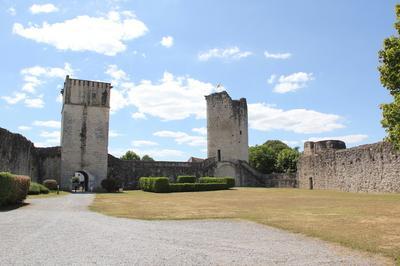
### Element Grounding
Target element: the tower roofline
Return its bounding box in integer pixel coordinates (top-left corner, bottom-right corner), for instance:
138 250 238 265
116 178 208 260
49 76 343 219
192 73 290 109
65 75 112 89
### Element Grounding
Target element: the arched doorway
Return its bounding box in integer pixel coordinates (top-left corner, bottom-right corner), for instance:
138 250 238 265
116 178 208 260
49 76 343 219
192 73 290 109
73 171 89 192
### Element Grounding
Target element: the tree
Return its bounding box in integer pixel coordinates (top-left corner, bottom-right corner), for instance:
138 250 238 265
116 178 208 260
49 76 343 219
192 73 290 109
249 145 276 174
276 148 300 173
120 150 140 161
263 140 290 156
378 4 400 149
141 154 155 161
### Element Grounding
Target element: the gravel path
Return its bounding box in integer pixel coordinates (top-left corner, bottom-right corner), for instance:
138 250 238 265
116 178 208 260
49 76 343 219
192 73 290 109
0 194 392 266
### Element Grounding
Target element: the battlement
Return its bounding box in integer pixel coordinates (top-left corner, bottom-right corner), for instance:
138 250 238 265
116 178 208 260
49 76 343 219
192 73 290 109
303 140 346 155
64 75 112 90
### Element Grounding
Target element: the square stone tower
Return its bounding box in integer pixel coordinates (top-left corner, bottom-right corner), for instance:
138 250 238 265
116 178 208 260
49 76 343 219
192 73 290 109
60 76 111 191
206 91 249 162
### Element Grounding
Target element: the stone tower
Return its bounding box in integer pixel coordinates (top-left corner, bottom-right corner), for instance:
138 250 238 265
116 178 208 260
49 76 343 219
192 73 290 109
206 91 249 162
60 76 111 191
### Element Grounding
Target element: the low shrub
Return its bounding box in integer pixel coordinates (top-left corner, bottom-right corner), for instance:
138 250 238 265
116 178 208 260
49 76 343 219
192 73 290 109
101 178 120 192
28 182 49 195
169 183 196 192
198 177 235 188
139 177 170 193
0 172 15 206
13 175 31 202
43 179 58 190
170 182 228 192
176 175 196 183
39 184 49 194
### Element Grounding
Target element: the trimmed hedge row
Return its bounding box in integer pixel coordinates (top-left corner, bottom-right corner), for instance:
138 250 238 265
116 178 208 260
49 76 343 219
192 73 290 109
28 182 49 195
139 177 170 193
0 172 31 206
43 179 58 190
176 175 196 183
139 176 235 193
198 177 235 188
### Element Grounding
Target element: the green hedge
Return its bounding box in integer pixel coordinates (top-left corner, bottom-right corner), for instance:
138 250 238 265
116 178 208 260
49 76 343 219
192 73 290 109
176 175 196 183
198 177 235 188
169 182 228 192
28 182 49 195
0 172 31 206
139 177 170 193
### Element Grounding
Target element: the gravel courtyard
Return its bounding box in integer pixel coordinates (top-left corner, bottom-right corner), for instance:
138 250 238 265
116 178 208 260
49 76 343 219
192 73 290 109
0 194 391 265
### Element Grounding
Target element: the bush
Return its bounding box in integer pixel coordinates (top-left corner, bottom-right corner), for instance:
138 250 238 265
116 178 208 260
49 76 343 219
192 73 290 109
169 183 196 192
28 182 49 195
170 182 228 192
139 177 170 193
176 175 196 183
43 179 58 190
198 177 235 188
101 178 120 192
0 173 31 206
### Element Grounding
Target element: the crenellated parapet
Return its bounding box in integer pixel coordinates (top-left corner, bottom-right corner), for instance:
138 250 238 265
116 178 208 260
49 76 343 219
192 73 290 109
303 140 346 155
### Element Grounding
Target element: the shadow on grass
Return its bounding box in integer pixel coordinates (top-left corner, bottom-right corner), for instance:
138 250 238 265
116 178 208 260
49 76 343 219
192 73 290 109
0 202 30 212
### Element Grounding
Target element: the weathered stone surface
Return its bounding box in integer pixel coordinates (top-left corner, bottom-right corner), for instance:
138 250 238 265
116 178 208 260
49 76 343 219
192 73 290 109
298 140 400 193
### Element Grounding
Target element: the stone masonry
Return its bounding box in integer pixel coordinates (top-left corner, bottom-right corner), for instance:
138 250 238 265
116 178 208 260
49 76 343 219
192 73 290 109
298 140 400 193
60 76 111 190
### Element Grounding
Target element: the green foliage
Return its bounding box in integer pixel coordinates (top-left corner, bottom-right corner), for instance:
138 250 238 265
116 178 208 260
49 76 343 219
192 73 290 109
249 140 300 174
276 148 301 173
43 179 58 190
28 182 49 195
169 183 228 192
198 177 235 188
0 172 15 206
141 155 155 161
120 150 140 161
13 175 31 202
379 4 400 149
169 183 196 192
0 173 31 206
176 175 196 183
101 178 120 193
139 177 170 193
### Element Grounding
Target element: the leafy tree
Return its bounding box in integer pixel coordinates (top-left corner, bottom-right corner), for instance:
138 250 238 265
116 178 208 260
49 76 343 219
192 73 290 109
249 145 276 174
276 148 300 173
263 140 290 156
141 154 155 161
378 4 400 149
120 150 140 161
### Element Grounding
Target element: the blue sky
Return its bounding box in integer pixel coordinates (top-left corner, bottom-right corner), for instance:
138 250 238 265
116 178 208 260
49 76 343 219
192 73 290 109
0 0 398 161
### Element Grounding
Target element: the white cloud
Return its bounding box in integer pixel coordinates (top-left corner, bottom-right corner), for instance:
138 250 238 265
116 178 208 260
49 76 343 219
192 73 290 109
154 130 206 147
136 148 185 160
29 4 58 14
248 103 344 134
131 112 147 120
33 120 60 128
1 93 26 104
109 130 122 138
270 72 314 93
40 130 60 139
198 46 252 61
305 134 368 144
192 127 207 135
132 140 158 147
264 51 291 59
13 11 148 56
18 126 32 131
7 7 16 16
56 94 63 103
24 98 44 108
106 64 128 82
282 140 300 147
160 36 174 48
267 74 276 84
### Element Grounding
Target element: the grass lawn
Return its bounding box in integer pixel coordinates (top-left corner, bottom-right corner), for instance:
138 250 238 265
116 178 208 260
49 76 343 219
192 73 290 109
28 191 69 199
91 188 400 263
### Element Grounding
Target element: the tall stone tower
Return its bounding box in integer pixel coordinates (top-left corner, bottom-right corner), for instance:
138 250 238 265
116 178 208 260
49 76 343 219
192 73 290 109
206 91 249 162
60 76 111 191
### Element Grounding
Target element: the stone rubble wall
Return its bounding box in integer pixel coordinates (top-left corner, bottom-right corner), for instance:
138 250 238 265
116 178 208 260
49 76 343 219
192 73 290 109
297 141 400 193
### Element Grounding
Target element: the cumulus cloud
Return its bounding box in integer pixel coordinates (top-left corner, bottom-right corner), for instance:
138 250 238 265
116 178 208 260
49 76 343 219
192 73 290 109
264 51 291 59
160 36 174 48
269 72 314 93
109 130 122 138
29 3 58 14
104 65 217 120
132 140 158 147
24 98 44 108
154 130 206 147
33 120 60 128
248 103 344 134
1 93 27 104
18 126 32 131
198 46 252 61
13 11 148 56
192 127 207 135
305 134 368 144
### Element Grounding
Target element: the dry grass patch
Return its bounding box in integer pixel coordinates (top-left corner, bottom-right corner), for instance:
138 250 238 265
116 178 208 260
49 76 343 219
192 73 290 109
90 188 400 263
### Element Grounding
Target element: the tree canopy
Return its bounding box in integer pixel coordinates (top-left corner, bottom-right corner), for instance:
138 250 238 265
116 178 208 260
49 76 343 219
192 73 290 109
141 154 155 161
120 150 140 161
378 4 400 149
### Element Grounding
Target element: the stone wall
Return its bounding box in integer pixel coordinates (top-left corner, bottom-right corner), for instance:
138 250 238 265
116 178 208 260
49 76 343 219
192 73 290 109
0 127 60 183
298 141 400 193
206 91 249 162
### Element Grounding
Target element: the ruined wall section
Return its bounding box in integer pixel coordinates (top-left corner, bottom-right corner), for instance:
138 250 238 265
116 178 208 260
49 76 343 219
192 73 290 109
60 76 111 190
298 141 400 193
206 91 248 162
